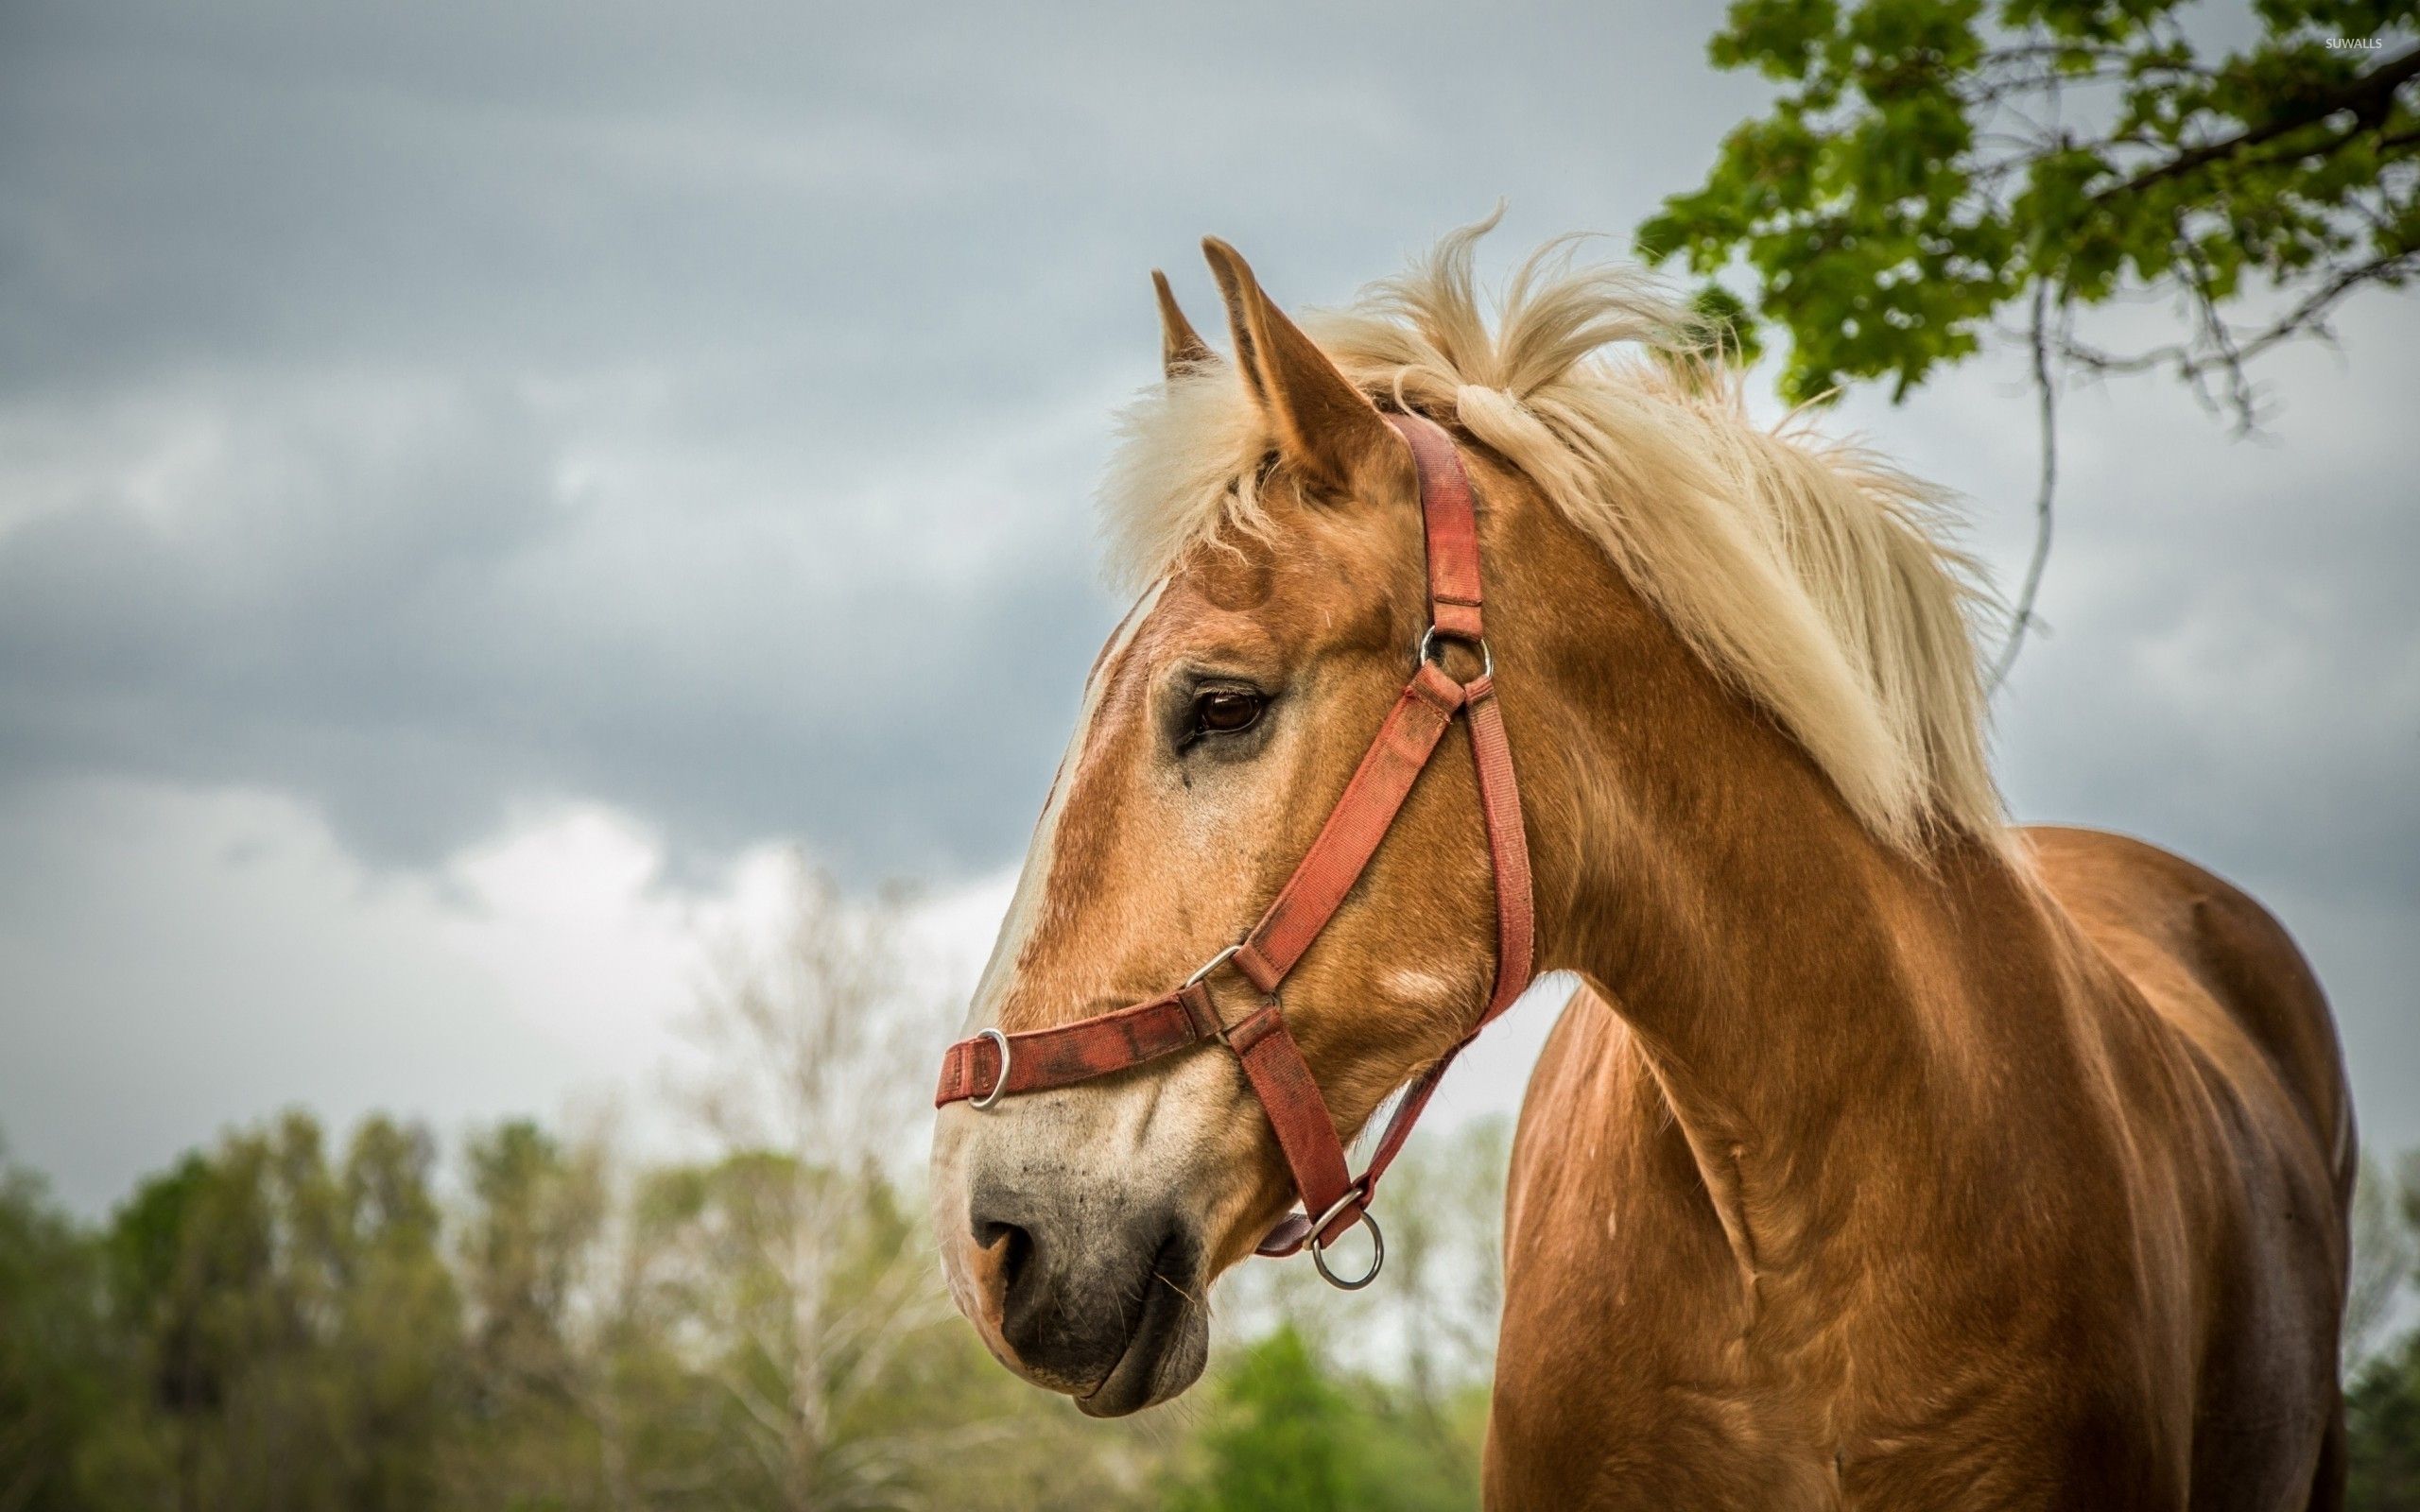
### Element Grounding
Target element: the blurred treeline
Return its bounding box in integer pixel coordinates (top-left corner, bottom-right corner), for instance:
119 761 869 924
0 868 1504 1512
0 1109 1503 1512
14 1139 2420 1512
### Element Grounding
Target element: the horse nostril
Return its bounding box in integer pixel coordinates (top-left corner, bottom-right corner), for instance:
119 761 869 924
978 1217 1035 1306
968 1183 1051 1340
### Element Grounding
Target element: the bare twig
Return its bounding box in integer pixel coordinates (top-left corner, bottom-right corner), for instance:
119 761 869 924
1988 277 2062 691
2051 240 2418 421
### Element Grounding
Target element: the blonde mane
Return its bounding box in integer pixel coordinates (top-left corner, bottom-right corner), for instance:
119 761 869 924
1099 221 2004 853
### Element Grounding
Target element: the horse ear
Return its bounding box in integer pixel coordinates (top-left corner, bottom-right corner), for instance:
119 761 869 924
1200 237 1405 500
1152 269 1215 381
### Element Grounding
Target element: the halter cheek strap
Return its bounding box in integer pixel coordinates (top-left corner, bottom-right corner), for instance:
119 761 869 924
934 411 1535 1289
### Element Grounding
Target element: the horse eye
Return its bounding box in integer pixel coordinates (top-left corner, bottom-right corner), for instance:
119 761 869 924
1192 689 1265 735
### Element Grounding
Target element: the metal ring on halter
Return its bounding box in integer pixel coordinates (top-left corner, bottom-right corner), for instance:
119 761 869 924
1184 943 1242 989
970 1028 1012 1110
1416 626 1493 679
1305 1186 1385 1290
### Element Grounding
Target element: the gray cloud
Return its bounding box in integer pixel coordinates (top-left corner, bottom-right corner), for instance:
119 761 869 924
0 0 1775 876
0 368 1116 874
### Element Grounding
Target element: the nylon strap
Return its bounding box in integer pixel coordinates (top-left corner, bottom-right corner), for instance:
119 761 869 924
932 985 1224 1107
1233 663 1465 995
1397 409 1485 641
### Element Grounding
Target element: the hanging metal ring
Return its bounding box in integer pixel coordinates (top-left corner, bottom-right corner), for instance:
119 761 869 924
1306 1185 1385 1290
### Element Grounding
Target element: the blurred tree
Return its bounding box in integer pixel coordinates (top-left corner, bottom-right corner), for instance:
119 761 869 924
665 858 1014 1510
330 1116 462 1512
2353 1338 2420 1508
2349 1150 2420 1510
1166 1326 1364 1512
1381 1117 1511 1407
2350 1150 2419 1370
0 1144 112 1512
85 1112 461 1512
1162 1323 1488 1512
1641 0 2420 679
451 1118 623 1508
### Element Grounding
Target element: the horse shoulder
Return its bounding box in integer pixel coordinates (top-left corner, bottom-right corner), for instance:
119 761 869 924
1493 985 1841 1508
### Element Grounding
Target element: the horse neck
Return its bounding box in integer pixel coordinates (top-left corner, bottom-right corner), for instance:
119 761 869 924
1503 513 2046 1259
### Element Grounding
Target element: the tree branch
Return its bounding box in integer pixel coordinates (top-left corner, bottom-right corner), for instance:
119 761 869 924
2090 43 2420 206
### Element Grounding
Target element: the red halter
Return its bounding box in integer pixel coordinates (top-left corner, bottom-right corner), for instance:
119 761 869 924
933 412 1536 1289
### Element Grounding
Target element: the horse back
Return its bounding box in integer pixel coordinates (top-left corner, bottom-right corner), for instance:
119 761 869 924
2022 824 2353 1510
2022 825 2352 1210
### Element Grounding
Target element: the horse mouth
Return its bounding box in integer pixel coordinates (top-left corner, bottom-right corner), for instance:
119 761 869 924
1076 1229 1208 1417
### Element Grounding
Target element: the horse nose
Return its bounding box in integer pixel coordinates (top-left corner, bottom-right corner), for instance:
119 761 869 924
964 1179 1192 1396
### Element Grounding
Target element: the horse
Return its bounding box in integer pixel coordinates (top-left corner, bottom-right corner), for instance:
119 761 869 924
925 223 2355 1509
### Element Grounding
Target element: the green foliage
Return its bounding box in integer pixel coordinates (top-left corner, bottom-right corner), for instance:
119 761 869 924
72 1112 465 1512
449 1119 614 1509
2350 1151 2420 1511
1161 1325 1486 1512
0 1154 114 1512
1168 1327 1363 1512
0 1110 1522 1512
2351 1329 2420 1509
0 1113 1167 1510
1641 0 2420 410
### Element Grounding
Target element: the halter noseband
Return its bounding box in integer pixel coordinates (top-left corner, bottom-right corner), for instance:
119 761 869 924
934 412 1536 1290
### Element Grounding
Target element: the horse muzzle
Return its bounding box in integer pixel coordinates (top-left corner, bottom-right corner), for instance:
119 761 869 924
936 1138 1212 1417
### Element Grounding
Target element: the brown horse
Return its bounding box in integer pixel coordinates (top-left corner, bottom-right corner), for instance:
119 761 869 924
925 224 2354 1509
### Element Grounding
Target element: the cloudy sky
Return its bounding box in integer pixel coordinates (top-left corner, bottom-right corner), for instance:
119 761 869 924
3 0 2413 1213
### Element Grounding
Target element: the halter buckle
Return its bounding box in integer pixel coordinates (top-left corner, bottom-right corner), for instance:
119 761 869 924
1184 943 1242 989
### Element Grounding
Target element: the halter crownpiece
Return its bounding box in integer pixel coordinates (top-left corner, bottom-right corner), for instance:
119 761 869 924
934 411 1536 1290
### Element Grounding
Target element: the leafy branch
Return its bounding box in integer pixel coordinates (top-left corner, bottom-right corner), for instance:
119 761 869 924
1641 0 2420 684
